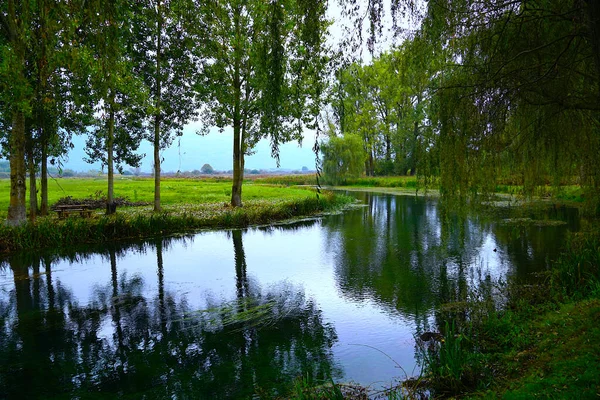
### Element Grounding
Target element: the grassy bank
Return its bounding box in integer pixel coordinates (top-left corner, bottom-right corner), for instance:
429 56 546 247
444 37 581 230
0 176 328 219
0 178 353 253
417 229 600 399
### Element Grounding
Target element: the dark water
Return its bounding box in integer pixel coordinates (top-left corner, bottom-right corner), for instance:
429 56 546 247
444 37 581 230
0 192 579 399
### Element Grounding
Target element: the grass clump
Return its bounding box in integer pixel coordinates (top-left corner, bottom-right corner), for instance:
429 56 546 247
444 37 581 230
418 228 600 398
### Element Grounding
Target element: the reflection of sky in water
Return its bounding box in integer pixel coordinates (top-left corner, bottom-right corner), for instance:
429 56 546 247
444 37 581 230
0 192 578 391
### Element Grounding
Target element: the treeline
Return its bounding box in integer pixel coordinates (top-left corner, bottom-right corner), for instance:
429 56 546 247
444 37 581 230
0 0 328 225
321 0 600 214
322 37 435 183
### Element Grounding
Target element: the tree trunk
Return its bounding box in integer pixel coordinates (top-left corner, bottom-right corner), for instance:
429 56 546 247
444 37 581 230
232 120 244 207
7 111 27 226
385 134 392 163
154 118 161 211
106 106 116 215
411 120 419 175
586 0 600 86
40 142 48 216
233 229 249 300
153 2 163 212
28 151 37 223
231 7 243 208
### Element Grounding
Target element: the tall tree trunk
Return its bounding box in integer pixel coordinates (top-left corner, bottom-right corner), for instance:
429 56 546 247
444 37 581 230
8 111 27 226
106 105 116 215
233 229 249 300
154 3 163 212
411 120 419 175
156 239 166 329
40 141 48 216
232 119 244 207
109 248 125 380
28 150 37 222
38 0 48 217
231 8 243 208
154 117 161 211
385 134 392 163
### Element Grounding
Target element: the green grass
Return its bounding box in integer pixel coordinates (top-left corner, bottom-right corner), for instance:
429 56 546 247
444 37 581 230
252 174 319 186
0 177 353 252
0 176 326 218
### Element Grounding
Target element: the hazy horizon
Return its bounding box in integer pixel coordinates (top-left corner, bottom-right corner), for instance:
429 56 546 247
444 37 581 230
64 121 320 174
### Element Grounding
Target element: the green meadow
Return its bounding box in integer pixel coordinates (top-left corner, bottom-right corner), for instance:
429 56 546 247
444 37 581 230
0 177 352 253
0 176 320 217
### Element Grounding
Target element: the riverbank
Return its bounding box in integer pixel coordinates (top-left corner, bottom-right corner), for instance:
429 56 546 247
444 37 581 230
412 228 600 399
0 178 353 253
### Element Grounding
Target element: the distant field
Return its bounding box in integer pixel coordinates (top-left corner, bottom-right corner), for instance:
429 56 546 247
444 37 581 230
0 177 319 218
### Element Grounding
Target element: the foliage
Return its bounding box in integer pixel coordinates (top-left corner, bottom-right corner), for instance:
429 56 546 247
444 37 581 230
329 36 439 179
201 163 214 174
198 0 329 206
320 134 366 185
421 0 600 212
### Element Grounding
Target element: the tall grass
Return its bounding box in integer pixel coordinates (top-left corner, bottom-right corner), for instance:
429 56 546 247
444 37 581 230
550 229 600 300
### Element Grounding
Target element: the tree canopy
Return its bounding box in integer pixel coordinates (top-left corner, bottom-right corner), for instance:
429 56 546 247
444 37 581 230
2 0 600 224
322 0 600 213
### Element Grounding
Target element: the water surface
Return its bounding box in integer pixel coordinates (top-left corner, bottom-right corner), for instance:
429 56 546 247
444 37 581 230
0 192 578 399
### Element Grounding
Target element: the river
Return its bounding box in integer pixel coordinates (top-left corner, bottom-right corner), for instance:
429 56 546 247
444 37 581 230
0 191 579 399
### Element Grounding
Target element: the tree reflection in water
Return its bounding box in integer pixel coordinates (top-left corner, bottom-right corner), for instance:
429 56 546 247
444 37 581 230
323 192 577 335
0 232 338 399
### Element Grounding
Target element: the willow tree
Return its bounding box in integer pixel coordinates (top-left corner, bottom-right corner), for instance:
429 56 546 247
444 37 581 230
339 0 600 212
420 0 600 210
199 0 328 207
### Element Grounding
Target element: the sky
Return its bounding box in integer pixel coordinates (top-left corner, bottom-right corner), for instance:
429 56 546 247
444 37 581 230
68 123 320 173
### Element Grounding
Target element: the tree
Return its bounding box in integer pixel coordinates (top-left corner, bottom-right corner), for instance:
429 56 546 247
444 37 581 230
330 42 436 178
131 0 203 212
83 0 147 214
320 118 365 185
0 1 34 225
29 1 92 218
420 0 600 210
201 163 214 174
200 0 328 207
